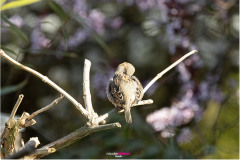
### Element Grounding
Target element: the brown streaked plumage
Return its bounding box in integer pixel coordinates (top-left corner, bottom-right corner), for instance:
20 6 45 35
106 62 143 123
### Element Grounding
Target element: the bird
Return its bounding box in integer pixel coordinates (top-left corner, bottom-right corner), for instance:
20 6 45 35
106 62 143 123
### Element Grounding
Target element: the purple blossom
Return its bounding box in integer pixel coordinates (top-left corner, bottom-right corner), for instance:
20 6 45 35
9 15 23 27
198 75 225 103
146 85 200 138
88 9 105 34
108 17 124 30
1 15 23 30
73 0 88 17
30 27 50 50
177 63 191 82
136 0 156 11
67 29 88 49
161 128 176 138
146 91 197 132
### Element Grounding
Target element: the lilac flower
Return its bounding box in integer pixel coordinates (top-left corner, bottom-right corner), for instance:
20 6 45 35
73 0 88 18
136 0 156 11
30 27 50 50
68 29 88 49
108 17 124 30
9 15 23 27
147 58 225 138
146 82 200 138
198 75 225 103
161 128 176 138
177 63 191 82
88 9 105 34
146 91 197 132
1 15 23 31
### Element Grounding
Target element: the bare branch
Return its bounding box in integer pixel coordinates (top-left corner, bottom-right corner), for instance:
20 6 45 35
133 99 154 107
1 95 24 156
96 109 117 124
83 59 95 121
6 137 40 159
143 50 198 94
0 49 88 117
7 94 24 125
27 95 64 120
22 123 121 159
96 99 153 124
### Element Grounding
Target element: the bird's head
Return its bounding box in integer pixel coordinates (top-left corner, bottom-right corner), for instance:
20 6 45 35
116 62 135 76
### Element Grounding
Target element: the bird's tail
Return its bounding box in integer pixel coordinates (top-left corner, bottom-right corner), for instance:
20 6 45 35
124 105 132 123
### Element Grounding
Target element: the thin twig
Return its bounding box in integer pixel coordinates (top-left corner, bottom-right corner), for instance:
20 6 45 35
133 99 153 106
0 49 88 117
96 99 154 124
143 50 198 94
23 123 121 159
27 95 64 120
8 94 24 121
83 59 95 121
96 109 117 124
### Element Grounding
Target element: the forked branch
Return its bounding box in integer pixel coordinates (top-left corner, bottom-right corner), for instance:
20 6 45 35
0 49 88 117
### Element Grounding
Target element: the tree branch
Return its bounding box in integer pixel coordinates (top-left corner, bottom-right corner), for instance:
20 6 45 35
143 50 198 93
27 95 64 120
7 94 24 126
22 123 121 159
6 137 40 159
0 49 88 117
83 59 97 122
96 99 154 124
1 94 25 156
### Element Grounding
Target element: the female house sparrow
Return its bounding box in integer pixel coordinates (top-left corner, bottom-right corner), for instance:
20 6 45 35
106 62 143 123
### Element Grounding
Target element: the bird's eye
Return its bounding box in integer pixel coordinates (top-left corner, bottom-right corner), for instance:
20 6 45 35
123 69 127 74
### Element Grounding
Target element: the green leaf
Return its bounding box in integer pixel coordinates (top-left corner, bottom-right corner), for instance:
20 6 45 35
47 1 68 20
61 28 69 50
1 15 29 43
24 49 78 58
1 0 40 11
1 79 28 96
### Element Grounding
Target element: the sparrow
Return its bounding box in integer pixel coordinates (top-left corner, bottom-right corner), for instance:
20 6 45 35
106 62 143 123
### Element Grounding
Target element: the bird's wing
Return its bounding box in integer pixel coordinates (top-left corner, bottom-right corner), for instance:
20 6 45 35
106 78 125 107
132 76 144 103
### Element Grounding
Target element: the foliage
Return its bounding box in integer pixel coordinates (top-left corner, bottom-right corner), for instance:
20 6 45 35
1 0 40 11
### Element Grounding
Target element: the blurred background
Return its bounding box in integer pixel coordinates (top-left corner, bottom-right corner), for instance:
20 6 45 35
1 0 239 159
